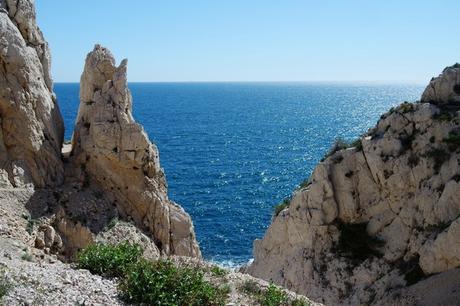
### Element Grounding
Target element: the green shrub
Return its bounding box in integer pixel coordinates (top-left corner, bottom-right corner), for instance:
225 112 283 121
274 197 291 217
398 102 414 113
76 241 142 277
443 132 460 152
119 259 227 306
433 111 453 121
321 137 362 162
22 214 37 235
291 298 310 306
334 222 384 262
240 279 260 295
260 283 288 306
106 217 118 230
210 265 228 277
426 148 450 173
0 272 12 300
21 253 33 262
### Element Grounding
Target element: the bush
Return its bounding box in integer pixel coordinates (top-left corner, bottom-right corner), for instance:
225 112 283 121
76 241 142 277
77 242 227 305
274 197 291 217
210 265 228 277
426 148 450 173
433 111 453 121
260 283 288 306
0 272 12 300
443 132 460 152
240 279 260 295
321 137 362 162
119 259 227 306
334 222 384 262
21 253 33 262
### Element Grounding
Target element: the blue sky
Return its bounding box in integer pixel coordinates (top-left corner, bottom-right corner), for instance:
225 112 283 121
36 0 459 83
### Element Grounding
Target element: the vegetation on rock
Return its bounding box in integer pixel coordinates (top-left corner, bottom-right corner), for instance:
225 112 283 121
0 271 12 301
119 259 228 306
77 242 228 305
77 241 142 277
274 197 291 217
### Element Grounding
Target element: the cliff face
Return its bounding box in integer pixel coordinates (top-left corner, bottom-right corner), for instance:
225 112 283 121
0 0 200 260
247 66 460 305
69 45 200 257
0 0 64 188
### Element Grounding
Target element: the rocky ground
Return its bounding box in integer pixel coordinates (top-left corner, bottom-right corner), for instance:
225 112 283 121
0 185 319 305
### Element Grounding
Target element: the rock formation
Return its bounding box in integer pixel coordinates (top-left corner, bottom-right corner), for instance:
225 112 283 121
0 0 64 188
69 45 200 257
248 65 460 305
0 0 200 260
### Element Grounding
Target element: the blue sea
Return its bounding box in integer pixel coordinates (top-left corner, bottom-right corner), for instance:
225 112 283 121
56 82 423 267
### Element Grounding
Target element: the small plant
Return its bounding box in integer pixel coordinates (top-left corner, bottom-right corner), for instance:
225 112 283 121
321 138 349 161
119 259 227 305
240 279 260 295
433 111 453 121
260 283 288 306
298 176 312 189
407 154 420 168
291 298 311 306
274 197 291 217
22 214 37 235
350 138 363 151
443 131 460 152
106 217 118 230
76 241 142 277
399 132 415 154
334 222 384 262
426 148 450 173
0 271 12 300
63 139 72 145
321 137 362 162
451 174 460 182
210 265 228 277
398 102 414 113
21 253 33 262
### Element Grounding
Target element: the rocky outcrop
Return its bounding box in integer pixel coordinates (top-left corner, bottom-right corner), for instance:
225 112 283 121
422 64 460 104
248 66 460 305
0 0 64 188
69 45 200 258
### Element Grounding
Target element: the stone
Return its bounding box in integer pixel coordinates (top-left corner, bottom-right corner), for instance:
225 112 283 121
70 45 200 258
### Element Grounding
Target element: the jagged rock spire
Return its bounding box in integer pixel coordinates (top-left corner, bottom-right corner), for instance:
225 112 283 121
71 45 201 257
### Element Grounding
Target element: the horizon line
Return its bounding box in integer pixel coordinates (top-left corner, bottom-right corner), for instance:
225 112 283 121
53 80 426 85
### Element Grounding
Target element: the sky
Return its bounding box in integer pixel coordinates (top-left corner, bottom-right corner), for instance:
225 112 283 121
36 0 460 83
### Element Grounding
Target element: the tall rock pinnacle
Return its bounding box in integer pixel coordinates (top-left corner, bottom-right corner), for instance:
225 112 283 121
70 45 201 257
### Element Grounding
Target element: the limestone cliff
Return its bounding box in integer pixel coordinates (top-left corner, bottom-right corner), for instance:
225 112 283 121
0 0 64 188
0 0 200 260
247 65 460 305
69 45 201 257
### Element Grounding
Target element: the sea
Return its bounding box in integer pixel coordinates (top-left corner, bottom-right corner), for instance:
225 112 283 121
55 82 424 267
